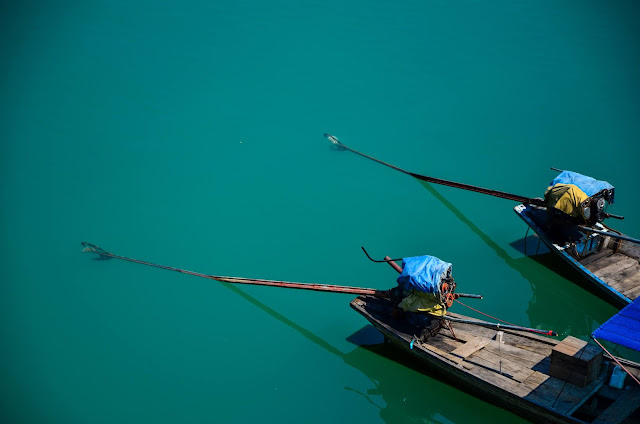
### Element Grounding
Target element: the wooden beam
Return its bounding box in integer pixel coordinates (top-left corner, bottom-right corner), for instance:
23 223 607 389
452 337 489 359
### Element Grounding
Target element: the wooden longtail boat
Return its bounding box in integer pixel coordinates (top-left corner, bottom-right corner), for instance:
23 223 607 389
82 243 640 423
326 134 640 308
351 295 640 424
516 204 640 308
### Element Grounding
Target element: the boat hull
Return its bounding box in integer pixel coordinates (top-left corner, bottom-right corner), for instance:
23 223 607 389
351 295 640 424
514 204 640 308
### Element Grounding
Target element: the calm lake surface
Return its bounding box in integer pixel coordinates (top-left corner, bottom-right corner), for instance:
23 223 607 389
2 1 639 423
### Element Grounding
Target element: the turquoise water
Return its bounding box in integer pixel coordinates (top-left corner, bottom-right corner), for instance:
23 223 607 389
2 1 640 423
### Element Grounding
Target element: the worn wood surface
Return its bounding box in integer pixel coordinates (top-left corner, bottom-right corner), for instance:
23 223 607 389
351 295 640 424
586 253 631 273
594 258 638 280
550 337 603 385
467 348 535 383
451 337 489 358
580 249 614 267
581 243 640 302
448 328 549 369
592 387 640 424
566 379 606 416
612 271 640 291
619 241 640 262
612 267 640 300
622 281 640 300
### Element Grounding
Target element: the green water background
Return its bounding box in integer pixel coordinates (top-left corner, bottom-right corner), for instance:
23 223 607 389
2 1 640 423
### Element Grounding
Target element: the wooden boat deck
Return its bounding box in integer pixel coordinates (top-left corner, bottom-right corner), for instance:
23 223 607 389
583 254 640 299
515 204 640 307
351 295 640 424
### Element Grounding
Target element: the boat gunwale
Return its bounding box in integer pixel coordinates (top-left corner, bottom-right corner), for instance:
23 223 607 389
514 204 632 308
350 296 615 424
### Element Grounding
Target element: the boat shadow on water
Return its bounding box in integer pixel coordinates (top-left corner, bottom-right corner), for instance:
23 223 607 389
220 282 522 424
352 295 640 424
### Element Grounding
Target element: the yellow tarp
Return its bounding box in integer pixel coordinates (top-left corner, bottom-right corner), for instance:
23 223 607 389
544 183 589 219
398 290 446 316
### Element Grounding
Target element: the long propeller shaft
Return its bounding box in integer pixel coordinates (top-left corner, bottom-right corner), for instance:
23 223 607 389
579 226 640 245
326 134 639 245
441 315 558 336
81 242 388 297
325 134 544 206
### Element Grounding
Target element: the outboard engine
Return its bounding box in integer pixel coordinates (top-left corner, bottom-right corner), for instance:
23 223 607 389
395 255 456 316
544 171 615 226
581 189 615 225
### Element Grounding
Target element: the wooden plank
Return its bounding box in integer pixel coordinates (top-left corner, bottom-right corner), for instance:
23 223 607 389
602 264 640 299
451 337 489 358
500 328 559 347
552 372 608 415
586 253 630 273
428 335 465 355
420 342 464 365
560 336 589 350
485 340 549 369
594 257 638 279
609 262 640 282
445 326 556 352
550 350 603 371
550 337 603 386
552 336 601 362
442 327 551 368
566 379 605 415
622 281 640 300
520 371 553 392
592 387 640 424
512 342 555 356
584 253 622 272
463 360 529 395
520 373 565 408
521 370 607 415
580 249 614 267
446 313 560 346
440 326 481 342
466 348 535 383
614 267 640 292
553 340 582 356
532 356 551 374
449 329 552 366
609 271 640 292
618 242 640 260
548 364 591 387
462 354 521 383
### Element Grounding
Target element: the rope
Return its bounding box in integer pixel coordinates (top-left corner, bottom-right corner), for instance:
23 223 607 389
444 319 457 341
453 299 555 336
454 299 519 327
592 337 640 387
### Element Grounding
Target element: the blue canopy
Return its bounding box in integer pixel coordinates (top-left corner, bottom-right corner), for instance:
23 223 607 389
592 297 640 352
550 171 614 202
397 255 452 294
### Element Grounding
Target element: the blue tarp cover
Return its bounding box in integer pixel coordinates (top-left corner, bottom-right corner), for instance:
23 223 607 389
592 297 640 352
397 255 452 294
550 171 614 202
